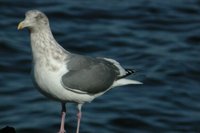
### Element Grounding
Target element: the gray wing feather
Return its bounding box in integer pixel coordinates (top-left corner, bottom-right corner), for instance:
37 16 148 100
61 54 119 94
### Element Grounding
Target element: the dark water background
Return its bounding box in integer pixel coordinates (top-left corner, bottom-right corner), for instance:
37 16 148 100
0 0 200 133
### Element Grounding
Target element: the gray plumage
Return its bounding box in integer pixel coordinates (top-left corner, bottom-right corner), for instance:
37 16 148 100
61 54 120 94
18 10 142 101
18 9 142 133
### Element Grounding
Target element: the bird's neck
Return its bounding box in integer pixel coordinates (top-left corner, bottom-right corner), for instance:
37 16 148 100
30 27 69 68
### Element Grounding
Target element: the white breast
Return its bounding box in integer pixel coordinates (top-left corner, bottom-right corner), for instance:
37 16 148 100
33 60 98 103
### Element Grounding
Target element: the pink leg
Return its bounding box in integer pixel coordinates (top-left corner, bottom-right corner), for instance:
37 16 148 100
58 103 66 133
76 104 82 133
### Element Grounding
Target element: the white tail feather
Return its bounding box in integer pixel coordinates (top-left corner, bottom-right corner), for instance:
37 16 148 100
112 79 143 88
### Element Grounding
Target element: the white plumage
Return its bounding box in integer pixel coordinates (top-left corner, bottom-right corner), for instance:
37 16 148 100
18 10 142 133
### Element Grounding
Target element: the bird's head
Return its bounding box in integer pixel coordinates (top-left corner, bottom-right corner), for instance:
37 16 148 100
18 10 49 31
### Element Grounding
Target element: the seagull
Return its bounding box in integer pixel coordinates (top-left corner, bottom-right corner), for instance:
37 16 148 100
17 10 142 133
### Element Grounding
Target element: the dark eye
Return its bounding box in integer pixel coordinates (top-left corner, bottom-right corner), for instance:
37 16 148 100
35 14 43 19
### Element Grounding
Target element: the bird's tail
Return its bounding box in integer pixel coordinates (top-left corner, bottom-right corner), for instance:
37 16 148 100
112 78 143 88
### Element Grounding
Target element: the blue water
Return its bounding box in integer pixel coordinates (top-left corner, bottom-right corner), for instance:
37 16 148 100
0 0 200 133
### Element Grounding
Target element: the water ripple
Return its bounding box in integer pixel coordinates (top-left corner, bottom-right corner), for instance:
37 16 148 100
0 0 200 133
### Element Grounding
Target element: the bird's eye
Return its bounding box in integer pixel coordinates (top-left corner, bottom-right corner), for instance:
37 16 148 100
35 14 43 19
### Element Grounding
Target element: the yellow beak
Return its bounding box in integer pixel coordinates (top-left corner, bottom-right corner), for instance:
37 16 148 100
17 22 24 30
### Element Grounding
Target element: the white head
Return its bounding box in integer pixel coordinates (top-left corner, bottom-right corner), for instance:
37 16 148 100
18 10 49 31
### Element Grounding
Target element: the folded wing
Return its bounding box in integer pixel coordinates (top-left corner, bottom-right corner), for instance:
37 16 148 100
61 54 119 94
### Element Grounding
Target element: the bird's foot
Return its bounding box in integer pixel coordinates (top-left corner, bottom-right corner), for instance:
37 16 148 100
58 130 66 133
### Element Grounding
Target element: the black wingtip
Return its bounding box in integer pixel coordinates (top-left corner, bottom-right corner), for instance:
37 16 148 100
117 68 135 79
125 69 135 75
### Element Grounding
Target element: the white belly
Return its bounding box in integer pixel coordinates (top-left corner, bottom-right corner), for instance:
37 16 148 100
33 63 96 103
